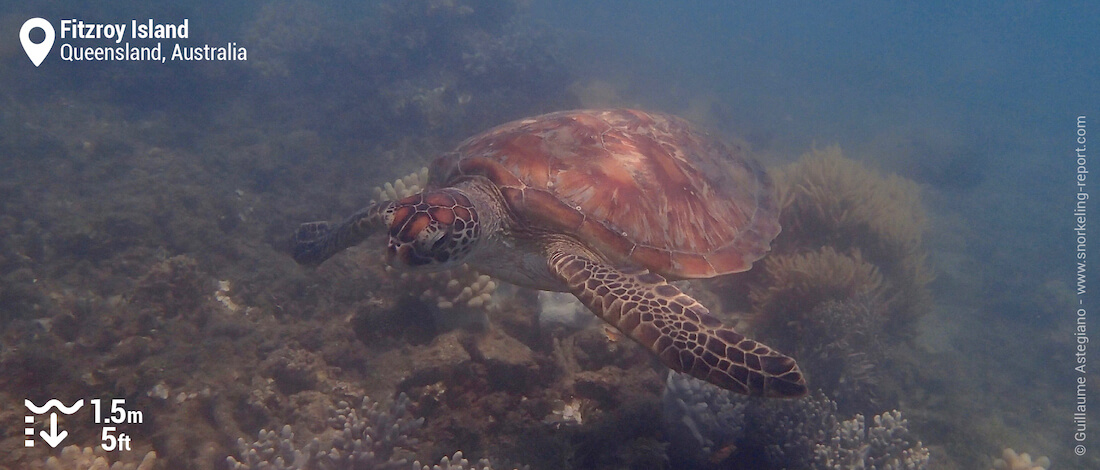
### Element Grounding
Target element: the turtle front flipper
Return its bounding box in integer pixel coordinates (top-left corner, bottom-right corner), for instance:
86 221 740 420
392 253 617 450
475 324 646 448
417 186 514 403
292 202 391 267
547 249 807 398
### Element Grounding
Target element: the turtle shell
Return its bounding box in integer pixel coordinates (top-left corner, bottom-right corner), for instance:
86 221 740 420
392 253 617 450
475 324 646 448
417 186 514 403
429 109 780 279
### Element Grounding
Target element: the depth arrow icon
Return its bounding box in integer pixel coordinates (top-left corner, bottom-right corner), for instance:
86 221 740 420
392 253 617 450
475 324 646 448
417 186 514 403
40 413 67 448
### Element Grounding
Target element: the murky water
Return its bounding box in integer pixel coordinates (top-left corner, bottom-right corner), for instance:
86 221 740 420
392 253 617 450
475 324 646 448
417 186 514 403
1 1 1096 469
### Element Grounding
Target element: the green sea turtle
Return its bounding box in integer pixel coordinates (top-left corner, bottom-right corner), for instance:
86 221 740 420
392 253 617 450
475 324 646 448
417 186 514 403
292 109 806 397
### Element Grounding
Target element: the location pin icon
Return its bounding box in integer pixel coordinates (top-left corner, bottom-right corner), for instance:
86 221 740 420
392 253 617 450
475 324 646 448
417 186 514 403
20 18 55 67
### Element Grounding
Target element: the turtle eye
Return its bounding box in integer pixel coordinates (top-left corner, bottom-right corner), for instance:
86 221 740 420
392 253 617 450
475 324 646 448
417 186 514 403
425 228 446 252
430 232 449 252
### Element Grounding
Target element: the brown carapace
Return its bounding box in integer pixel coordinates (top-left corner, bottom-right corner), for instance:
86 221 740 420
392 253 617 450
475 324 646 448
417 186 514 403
292 109 807 398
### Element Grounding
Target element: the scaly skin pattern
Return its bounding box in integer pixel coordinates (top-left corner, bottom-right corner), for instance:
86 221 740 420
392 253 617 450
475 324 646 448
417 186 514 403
547 248 807 398
293 189 480 269
291 202 391 267
386 189 480 267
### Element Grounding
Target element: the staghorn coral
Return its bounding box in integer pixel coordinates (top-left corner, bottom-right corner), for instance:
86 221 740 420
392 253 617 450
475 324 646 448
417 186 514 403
989 448 1050 470
42 445 156 470
813 410 930 470
227 393 425 470
763 146 933 330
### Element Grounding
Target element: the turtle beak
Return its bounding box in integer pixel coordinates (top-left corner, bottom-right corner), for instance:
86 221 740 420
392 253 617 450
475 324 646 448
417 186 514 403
386 239 433 268
384 240 399 265
385 239 407 266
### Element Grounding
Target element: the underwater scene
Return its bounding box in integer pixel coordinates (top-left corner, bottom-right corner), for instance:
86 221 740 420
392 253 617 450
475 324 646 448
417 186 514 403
1 1 1097 469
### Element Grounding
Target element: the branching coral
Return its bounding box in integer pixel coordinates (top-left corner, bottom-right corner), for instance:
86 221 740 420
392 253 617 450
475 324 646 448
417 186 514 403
746 390 842 468
399 264 497 312
662 372 838 467
225 394 524 470
412 451 514 470
227 424 315 470
43 445 156 470
661 373 929 469
227 393 425 470
814 410 930 470
989 448 1050 470
373 167 431 204
662 372 747 460
806 297 888 414
371 168 500 316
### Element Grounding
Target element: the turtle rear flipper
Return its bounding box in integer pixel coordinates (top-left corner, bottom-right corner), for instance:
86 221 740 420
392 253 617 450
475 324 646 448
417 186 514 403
292 221 334 266
547 246 807 398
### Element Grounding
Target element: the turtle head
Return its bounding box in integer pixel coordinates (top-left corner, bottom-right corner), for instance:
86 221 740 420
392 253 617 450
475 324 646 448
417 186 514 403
383 189 481 270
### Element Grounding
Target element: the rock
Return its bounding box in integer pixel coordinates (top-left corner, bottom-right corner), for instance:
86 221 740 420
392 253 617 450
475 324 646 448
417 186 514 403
466 328 538 392
401 330 472 388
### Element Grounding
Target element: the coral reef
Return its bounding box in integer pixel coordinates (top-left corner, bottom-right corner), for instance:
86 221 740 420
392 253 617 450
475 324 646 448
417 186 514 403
661 372 837 467
814 411 930 470
413 451 517 470
226 425 316 470
743 390 841 469
237 0 573 143
369 168 500 319
40 445 156 470
396 264 498 313
662 372 747 465
754 290 889 414
0 1 1057 468
374 167 432 204
227 394 425 470
741 147 933 416
762 146 933 330
661 373 929 469
543 397 598 428
808 297 888 414
989 448 1050 470
749 247 886 332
